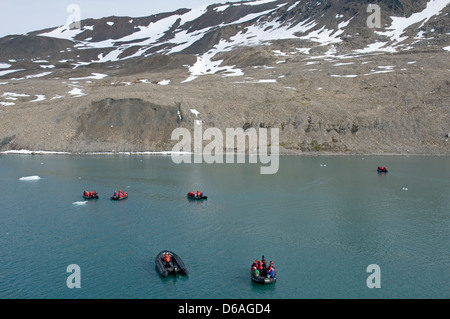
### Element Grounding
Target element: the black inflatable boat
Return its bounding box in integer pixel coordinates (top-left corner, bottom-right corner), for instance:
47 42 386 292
187 191 207 200
155 251 189 278
110 194 128 201
251 272 276 285
83 191 99 199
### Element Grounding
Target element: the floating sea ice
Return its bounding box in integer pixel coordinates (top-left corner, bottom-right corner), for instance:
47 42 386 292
72 201 87 205
19 176 41 181
402 187 408 191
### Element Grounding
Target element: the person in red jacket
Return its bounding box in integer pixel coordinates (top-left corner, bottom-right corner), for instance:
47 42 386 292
164 253 171 266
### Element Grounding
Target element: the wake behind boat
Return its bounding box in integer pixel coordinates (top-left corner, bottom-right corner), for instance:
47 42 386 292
155 251 189 278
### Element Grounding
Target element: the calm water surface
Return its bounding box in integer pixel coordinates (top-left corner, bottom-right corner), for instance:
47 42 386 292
0 155 449 299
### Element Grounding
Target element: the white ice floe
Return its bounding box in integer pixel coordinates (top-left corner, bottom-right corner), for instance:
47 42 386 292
443 46 450 52
30 95 46 102
69 73 107 80
40 65 55 69
19 176 41 181
158 79 170 85
0 63 11 69
107 21 115 26
51 95 64 100
72 201 88 205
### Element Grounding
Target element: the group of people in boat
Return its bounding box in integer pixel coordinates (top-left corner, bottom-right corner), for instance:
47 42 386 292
112 190 128 200
251 255 275 278
377 166 388 173
188 191 206 199
84 189 206 201
83 191 98 199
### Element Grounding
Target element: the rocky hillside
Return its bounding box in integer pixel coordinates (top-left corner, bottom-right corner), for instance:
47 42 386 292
0 0 449 155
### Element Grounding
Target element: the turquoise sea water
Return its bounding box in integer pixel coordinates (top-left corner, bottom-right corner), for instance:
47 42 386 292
0 155 449 299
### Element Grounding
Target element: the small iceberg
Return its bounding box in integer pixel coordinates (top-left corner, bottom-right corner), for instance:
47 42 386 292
402 187 408 191
72 201 87 205
19 176 41 181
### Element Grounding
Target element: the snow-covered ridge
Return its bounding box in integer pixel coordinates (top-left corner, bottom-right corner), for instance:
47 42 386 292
34 0 448 63
0 0 447 84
